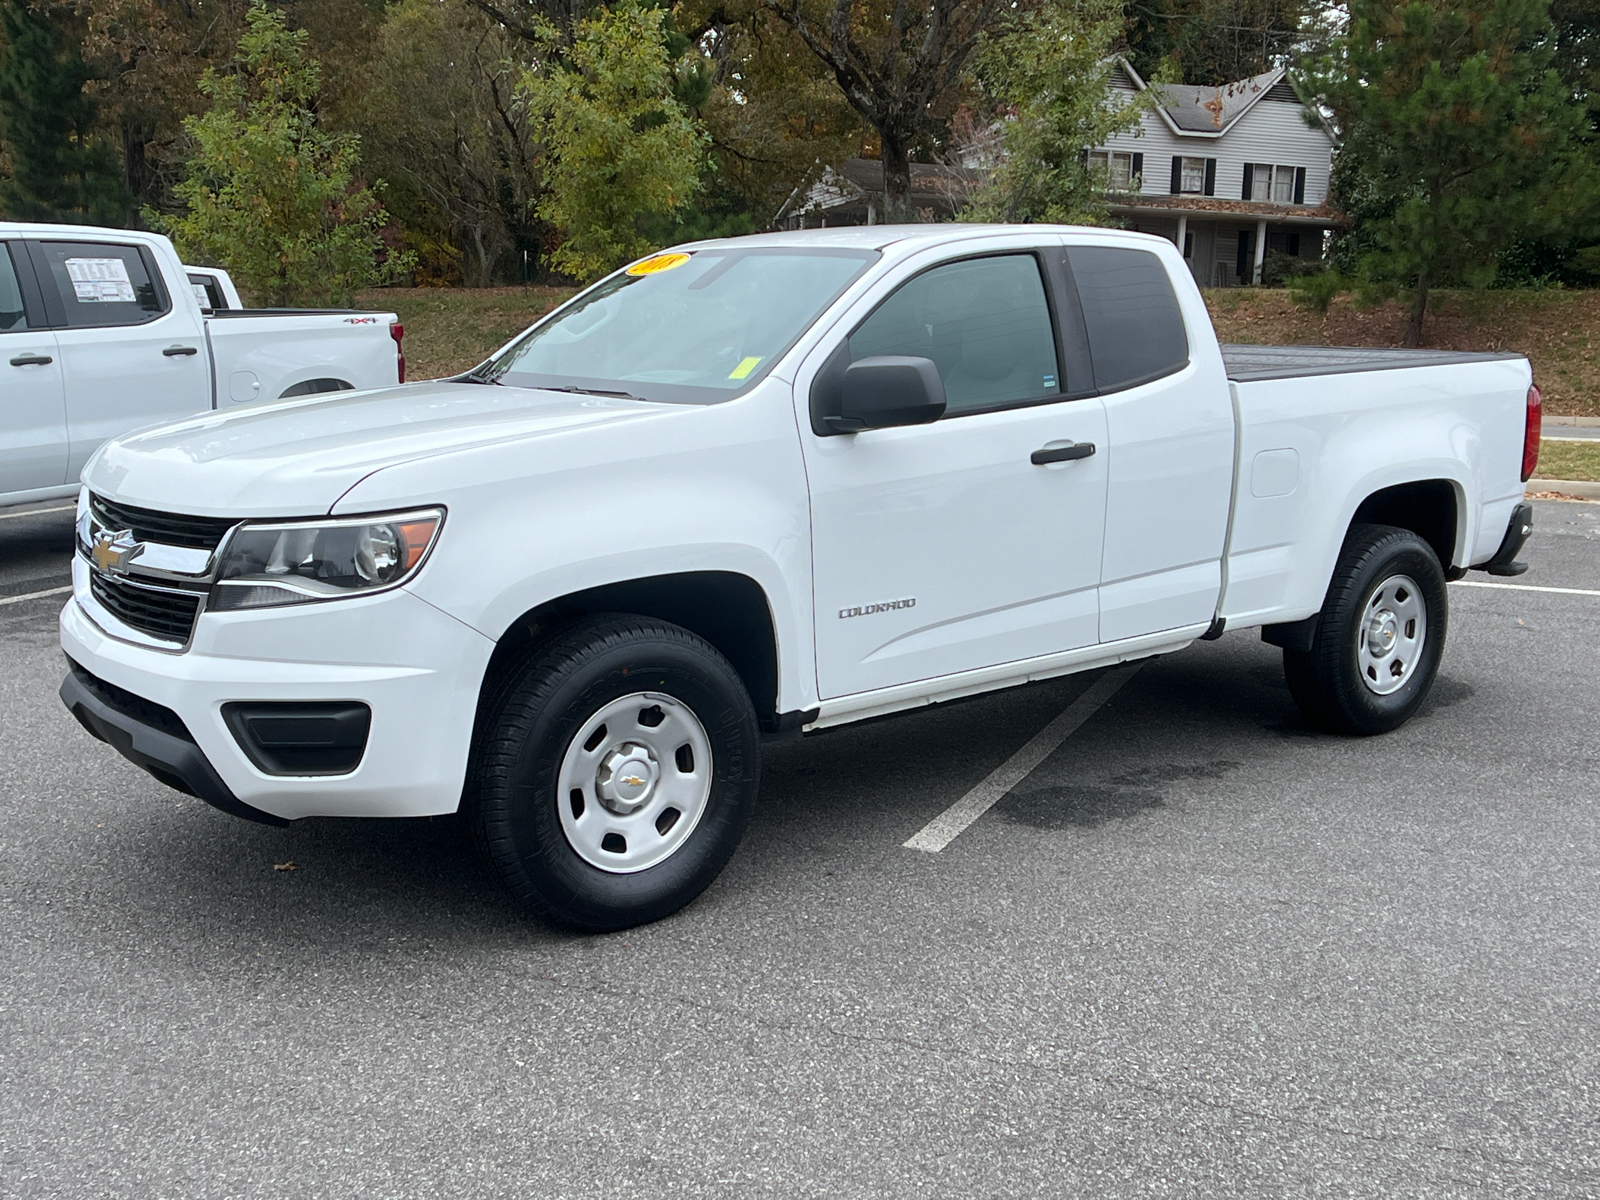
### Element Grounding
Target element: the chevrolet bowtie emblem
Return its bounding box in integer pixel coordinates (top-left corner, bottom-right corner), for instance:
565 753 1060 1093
90 528 140 573
621 775 646 788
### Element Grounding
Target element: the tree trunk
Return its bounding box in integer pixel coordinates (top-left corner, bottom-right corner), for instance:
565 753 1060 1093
1404 268 1429 347
880 133 912 221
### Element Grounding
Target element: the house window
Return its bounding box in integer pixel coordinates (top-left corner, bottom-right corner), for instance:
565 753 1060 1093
1272 165 1296 203
1180 157 1206 194
1250 164 1273 201
1089 150 1138 191
1251 164 1300 203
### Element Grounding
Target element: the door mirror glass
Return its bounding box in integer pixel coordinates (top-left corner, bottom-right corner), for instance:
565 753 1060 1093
830 355 946 432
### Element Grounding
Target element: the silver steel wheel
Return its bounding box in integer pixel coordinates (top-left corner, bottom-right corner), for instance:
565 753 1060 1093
1356 573 1427 696
556 691 713 874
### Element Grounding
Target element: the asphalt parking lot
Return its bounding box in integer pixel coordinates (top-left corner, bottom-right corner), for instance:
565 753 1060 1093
3 499 1598 1198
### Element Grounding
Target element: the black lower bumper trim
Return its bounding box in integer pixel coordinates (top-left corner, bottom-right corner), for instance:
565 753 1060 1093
1480 501 1534 577
59 659 289 826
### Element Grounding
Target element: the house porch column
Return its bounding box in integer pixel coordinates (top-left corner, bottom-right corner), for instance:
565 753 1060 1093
1175 215 1188 259
1252 219 1268 284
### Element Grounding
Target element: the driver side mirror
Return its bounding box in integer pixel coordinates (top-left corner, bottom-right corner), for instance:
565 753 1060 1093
823 355 947 434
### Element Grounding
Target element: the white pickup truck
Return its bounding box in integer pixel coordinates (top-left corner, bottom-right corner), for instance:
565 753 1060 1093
58 226 1540 931
1 223 405 508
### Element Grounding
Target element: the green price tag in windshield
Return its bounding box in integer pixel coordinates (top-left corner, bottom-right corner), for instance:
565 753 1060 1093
729 356 763 380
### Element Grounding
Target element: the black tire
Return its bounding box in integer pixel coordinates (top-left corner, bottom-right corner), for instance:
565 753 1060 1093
467 615 760 931
1282 523 1449 735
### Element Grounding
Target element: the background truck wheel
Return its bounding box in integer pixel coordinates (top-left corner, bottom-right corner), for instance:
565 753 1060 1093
1282 524 1449 735
467 616 760 931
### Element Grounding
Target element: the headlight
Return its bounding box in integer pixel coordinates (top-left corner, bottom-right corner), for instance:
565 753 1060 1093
210 508 443 611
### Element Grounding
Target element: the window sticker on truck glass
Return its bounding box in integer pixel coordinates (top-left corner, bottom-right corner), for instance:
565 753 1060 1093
65 258 136 303
626 252 691 277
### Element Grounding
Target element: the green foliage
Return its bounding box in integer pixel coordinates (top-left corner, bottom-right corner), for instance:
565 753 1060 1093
521 2 707 281
358 0 546 286
159 1 411 306
0 0 128 223
1287 266 1350 313
1122 0 1313 86
963 0 1147 224
1306 0 1600 343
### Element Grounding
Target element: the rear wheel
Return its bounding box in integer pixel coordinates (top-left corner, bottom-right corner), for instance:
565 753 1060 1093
468 616 760 931
1283 524 1449 735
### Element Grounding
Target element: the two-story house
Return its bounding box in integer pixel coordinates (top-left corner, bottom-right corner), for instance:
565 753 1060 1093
1091 59 1341 285
779 60 1340 287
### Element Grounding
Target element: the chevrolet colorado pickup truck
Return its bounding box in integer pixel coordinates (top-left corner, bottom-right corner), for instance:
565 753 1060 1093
1 223 405 508
58 226 1540 930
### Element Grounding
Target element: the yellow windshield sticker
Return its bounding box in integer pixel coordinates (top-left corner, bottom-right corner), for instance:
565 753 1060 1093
729 356 763 380
626 252 691 277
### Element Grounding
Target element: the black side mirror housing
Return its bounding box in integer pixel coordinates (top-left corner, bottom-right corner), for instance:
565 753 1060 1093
825 355 946 433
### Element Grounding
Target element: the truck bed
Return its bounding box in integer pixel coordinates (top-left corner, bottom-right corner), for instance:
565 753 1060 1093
1222 344 1524 382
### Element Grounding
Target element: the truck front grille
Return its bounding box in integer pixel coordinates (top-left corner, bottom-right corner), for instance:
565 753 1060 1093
89 573 203 644
89 494 238 552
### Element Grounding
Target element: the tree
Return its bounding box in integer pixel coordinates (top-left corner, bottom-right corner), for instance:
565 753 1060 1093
160 1 411 305
1306 0 1600 345
520 1 706 279
1122 0 1311 86
359 0 547 286
0 0 128 223
758 0 1013 218
963 0 1149 223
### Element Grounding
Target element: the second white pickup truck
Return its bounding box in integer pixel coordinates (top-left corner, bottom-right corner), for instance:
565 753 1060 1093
58 225 1539 930
1 222 405 508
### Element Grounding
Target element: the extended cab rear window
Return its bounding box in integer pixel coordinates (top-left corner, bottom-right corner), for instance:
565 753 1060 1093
1066 246 1188 392
480 247 878 404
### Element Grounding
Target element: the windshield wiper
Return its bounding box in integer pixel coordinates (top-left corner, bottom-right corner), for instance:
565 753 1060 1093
545 385 642 401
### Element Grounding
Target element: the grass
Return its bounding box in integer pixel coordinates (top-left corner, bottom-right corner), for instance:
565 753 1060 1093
1205 288 1600 417
355 286 575 382
355 282 1600 417
1534 438 1600 482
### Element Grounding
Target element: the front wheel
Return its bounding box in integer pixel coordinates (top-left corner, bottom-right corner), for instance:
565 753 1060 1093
468 616 760 931
1283 524 1449 735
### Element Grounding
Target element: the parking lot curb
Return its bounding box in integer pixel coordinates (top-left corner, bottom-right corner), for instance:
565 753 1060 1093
1527 478 1600 501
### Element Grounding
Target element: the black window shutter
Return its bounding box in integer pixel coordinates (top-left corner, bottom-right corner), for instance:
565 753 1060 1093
1170 156 1182 194
1203 158 1216 196
1293 166 1307 205
1131 153 1143 189
1241 163 1254 201
1288 231 1301 256
1236 230 1250 280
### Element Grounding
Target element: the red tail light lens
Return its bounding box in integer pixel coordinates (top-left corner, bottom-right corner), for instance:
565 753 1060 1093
390 321 406 384
1522 383 1541 482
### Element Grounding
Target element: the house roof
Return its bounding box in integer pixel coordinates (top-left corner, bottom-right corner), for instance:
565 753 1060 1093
1116 59 1322 140
1108 194 1348 227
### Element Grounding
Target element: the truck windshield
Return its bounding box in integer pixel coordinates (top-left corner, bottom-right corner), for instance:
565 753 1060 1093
476 247 878 403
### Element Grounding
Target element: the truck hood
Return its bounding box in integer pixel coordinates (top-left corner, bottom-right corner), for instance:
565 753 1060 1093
83 381 674 516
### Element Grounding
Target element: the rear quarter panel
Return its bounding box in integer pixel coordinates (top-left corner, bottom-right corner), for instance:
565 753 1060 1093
1222 357 1531 627
207 313 400 404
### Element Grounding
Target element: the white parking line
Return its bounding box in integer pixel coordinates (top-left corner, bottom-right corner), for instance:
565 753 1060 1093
1451 580 1600 597
0 504 74 522
0 585 72 607
904 663 1143 853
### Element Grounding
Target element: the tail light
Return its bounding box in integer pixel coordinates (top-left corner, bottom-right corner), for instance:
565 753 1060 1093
1522 383 1541 482
390 321 406 384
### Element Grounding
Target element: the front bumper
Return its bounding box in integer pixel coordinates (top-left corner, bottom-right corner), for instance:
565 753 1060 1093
59 560 496 821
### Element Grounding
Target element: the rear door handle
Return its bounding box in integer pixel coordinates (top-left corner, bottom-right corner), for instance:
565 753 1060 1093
163 345 199 357
9 353 52 367
1031 442 1096 465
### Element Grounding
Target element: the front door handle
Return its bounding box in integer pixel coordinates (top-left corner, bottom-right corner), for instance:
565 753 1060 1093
9 353 52 367
1031 442 1096 465
163 345 199 357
